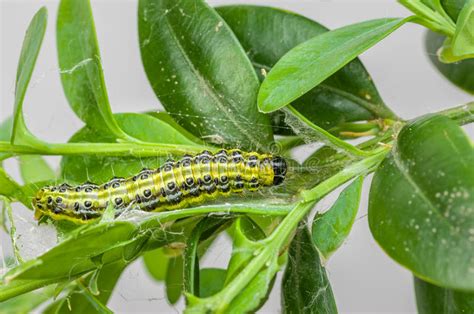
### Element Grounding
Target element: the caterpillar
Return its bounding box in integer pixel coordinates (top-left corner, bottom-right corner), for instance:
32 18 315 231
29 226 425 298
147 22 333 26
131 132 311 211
33 149 287 224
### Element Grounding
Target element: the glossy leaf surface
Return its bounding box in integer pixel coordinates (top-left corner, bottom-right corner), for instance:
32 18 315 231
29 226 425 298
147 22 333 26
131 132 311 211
369 115 474 290
257 18 407 113
138 0 272 149
217 5 393 132
199 268 226 298
143 248 169 282
415 277 474 313
166 255 184 305
57 0 129 140
426 31 474 94
282 225 337 313
312 176 363 259
11 7 47 145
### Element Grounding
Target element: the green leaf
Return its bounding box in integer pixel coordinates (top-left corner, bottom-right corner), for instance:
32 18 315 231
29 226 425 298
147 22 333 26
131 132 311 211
57 0 130 140
312 176 363 260
442 0 469 22
257 18 408 113
43 260 126 314
369 115 474 290
146 112 205 145
166 255 184 305
282 225 337 314
283 106 372 157
0 197 294 302
0 118 14 162
224 218 266 285
143 248 170 282
5 198 24 264
61 113 199 183
224 218 279 312
450 0 474 58
19 156 55 184
11 7 47 146
184 217 226 296
415 277 474 313
138 0 273 149
225 256 280 313
0 286 54 314
426 31 474 94
3 222 136 283
199 268 226 298
217 5 394 133
0 168 29 205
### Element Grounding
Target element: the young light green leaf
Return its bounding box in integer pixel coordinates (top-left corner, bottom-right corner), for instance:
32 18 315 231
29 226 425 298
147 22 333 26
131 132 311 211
0 169 30 207
184 217 227 296
369 115 474 290
199 268 226 298
0 118 14 162
225 255 281 313
282 225 337 314
138 0 273 150
5 198 24 264
224 218 266 285
283 106 372 157
414 277 474 313
166 255 184 305
312 176 363 260
257 18 408 113
186 217 279 313
43 260 126 314
19 156 55 184
217 5 396 133
57 0 131 141
450 0 474 58
222 218 278 312
11 7 47 146
0 285 55 314
143 248 170 282
426 30 474 94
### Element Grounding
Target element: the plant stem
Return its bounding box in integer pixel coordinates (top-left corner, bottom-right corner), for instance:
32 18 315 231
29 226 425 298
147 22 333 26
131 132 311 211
0 141 208 158
438 102 474 125
187 150 389 313
138 202 295 230
285 105 377 157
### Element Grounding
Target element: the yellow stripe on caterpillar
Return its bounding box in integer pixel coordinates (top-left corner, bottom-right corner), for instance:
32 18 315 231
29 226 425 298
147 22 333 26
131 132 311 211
33 149 287 224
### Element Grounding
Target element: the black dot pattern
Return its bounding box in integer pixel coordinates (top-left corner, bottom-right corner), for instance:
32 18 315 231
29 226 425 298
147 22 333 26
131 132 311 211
33 149 287 223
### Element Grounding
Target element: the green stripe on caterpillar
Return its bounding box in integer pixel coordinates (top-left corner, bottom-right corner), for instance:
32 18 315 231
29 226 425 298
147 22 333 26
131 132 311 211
33 149 287 224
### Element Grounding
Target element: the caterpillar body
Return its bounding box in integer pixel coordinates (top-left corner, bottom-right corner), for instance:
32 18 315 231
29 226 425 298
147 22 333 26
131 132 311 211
33 149 287 224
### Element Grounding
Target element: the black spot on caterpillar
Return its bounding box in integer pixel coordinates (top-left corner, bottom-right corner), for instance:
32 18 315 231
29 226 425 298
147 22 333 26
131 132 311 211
33 149 287 224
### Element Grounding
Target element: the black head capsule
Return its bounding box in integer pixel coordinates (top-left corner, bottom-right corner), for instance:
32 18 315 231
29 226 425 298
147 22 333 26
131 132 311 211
271 156 287 186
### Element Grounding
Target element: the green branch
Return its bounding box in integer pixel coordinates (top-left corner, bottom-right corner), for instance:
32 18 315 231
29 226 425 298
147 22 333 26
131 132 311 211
0 141 208 158
285 105 377 157
186 149 389 313
438 102 474 125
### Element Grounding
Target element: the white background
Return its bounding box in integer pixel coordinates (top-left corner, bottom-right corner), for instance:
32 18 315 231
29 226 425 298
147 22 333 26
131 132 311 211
1 0 473 313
